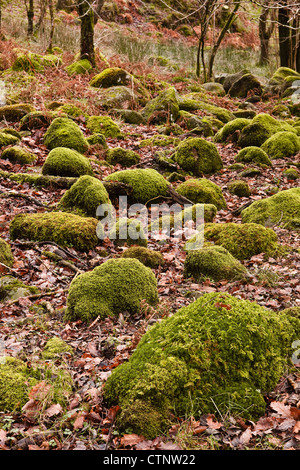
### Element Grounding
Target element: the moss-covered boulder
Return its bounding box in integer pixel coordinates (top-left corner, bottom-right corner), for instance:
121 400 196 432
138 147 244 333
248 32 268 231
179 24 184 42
1 145 36 165
109 217 148 247
235 146 272 167
178 94 234 123
261 131 300 159
214 118 250 143
19 110 59 130
241 188 300 229
10 212 101 252
202 82 225 96
58 175 111 217
141 87 179 124
42 147 93 177
176 179 226 210
12 52 61 73
0 132 20 148
86 116 123 138
184 245 248 281
42 337 74 360
0 275 39 302
44 117 89 153
0 238 14 267
65 59 93 75
99 86 138 109
283 167 299 180
105 168 169 204
89 67 132 88
227 179 251 197
173 137 223 176
121 246 164 268
227 72 262 98
103 292 300 438
0 103 35 122
86 133 107 148
176 111 214 136
64 258 158 323
106 147 140 167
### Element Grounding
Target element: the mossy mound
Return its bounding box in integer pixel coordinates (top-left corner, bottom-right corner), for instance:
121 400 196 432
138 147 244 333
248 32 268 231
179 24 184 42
141 87 179 124
103 292 300 438
19 110 59 130
184 245 248 281
10 212 101 252
0 275 39 302
0 103 35 122
65 59 93 75
235 146 272 167
0 238 14 267
198 222 279 260
139 135 180 148
105 168 169 204
241 188 300 229
12 52 61 73
283 168 299 180
176 179 227 210
227 179 251 197
214 118 250 143
42 337 74 360
0 132 20 148
42 147 93 177
86 116 123 138
176 111 214 137
44 117 89 153
89 67 132 88
1 145 36 165
108 218 148 247
178 94 234 123
99 86 137 109
121 246 164 269
173 137 223 176
106 147 140 167
58 175 111 217
261 131 300 159
64 258 158 323
86 133 107 148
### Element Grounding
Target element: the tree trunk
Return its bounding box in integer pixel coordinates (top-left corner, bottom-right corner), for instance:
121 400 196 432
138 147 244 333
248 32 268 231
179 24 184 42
94 0 105 25
278 3 291 68
258 3 275 65
77 0 95 66
27 0 34 36
48 0 55 52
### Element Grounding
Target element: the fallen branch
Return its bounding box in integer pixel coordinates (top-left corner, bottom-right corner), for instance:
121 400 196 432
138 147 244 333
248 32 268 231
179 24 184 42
0 190 48 207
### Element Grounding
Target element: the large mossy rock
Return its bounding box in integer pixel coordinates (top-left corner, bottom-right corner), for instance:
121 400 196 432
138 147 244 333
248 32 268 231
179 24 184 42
0 103 35 122
0 238 14 267
42 147 93 177
58 175 111 217
103 292 300 438
241 188 300 229
261 131 300 159
10 212 101 252
178 93 235 123
105 168 169 204
64 258 158 323
235 146 272 167
173 137 223 175
176 179 226 210
214 118 250 143
86 115 123 138
90 67 133 88
44 117 89 153
12 52 61 73
226 72 263 98
98 86 138 109
141 87 179 124
1 146 36 165
184 245 248 281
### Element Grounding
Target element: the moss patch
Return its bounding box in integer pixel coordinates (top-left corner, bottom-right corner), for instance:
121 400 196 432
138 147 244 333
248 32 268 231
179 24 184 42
214 118 250 143
227 179 251 197
89 67 132 88
0 238 14 267
121 246 164 268
65 59 93 75
235 146 272 167
261 131 300 159
86 116 123 138
44 117 89 153
109 218 148 247
106 147 140 167
42 147 93 177
1 145 36 165
176 179 226 210
174 137 223 176
42 337 74 360
0 275 39 302
0 103 35 122
141 87 179 124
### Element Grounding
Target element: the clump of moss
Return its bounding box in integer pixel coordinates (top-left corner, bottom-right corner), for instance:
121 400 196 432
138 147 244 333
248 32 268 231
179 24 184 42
44 117 89 153
0 132 20 148
214 118 250 143
86 133 107 148
0 103 35 122
42 147 93 177
184 245 248 281
139 135 180 148
121 246 164 268
235 146 272 167
109 218 148 247
12 52 61 73
10 212 101 252
103 292 300 438
105 168 169 204
106 147 140 167
86 116 123 138
19 111 59 130
56 104 87 119
178 94 234 123
283 167 299 180
65 59 93 75
58 175 111 217
1 145 36 165
64 258 158 323
176 179 227 210
173 137 223 176
201 222 279 260
0 238 14 267
0 275 39 302
42 337 74 360
89 67 132 88
261 131 300 159
241 188 300 228
141 87 179 124
176 111 214 136
227 179 251 197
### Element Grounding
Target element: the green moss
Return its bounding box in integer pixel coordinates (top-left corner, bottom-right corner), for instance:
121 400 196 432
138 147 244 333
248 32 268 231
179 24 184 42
10 212 100 252
106 147 140 167
19 111 59 130
86 116 123 138
270 66 300 84
12 52 61 73
184 245 248 281
44 117 89 153
1 128 22 139
241 188 300 229
0 275 39 302
0 103 35 122
65 59 93 75
0 132 19 148
109 217 148 247
105 168 169 204
201 222 279 260
58 175 111 217
261 131 300 159
103 292 300 437
141 87 179 124
1 145 36 164
56 104 87 119
121 246 164 268
99 86 137 109
42 147 93 177
174 137 223 176
139 135 180 148
176 111 214 136
42 337 74 360
178 94 234 123
214 118 250 143
235 146 272 166
89 67 132 88
227 179 251 197
283 167 299 180
86 133 107 148
64 258 158 323
176 179 227 210
0 238 14 267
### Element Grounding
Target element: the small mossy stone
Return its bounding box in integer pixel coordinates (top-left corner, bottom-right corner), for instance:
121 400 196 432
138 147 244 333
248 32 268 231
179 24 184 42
42 337 74 360
44 117 89 153
227 179 251 197
0 103 35 122
86 116 123 138
65 59 93 75
121 246 164 268
261 131 300 159
283 167 299 180
214 118 250 143
235 146 272 167
176 179 226 210
1 145 36 164
109 218 148 247
64 258 158 323
141 87 179 124
0 132 20 148
174 137 223 176
86 133 107 148
89 67 132 88
0 275 39 302
42 147 93 177
0 238 14 267
106 147 140 167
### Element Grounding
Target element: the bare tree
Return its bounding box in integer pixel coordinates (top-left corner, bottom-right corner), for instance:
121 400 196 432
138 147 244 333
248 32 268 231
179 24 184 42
76 0 96 66
258 0 276 65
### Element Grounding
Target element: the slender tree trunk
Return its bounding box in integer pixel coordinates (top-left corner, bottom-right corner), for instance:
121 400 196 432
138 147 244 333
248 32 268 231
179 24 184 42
27 0 34 36
258 2 275 65
94 0 105 25
48 0 55 52
278 3 291 68
77 0 95 66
